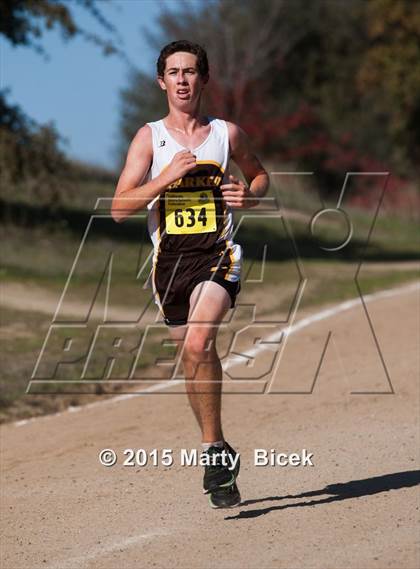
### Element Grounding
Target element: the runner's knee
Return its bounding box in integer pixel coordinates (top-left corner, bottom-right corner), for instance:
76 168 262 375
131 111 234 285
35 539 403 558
183 332 216 362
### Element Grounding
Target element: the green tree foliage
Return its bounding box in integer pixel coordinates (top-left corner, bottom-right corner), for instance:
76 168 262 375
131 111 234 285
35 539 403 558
357 0 420 168
0 0 120 56
0 0 121 212
0 89 71 209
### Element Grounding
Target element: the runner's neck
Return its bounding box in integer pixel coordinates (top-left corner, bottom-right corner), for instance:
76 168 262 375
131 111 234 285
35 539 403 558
164 113 209 136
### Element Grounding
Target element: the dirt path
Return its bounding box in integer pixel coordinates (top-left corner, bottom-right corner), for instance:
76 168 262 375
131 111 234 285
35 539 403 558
1 285 419 569
0 281 139 321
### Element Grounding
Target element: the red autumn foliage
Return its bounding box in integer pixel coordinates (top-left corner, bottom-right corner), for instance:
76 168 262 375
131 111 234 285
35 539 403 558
206 77 416 211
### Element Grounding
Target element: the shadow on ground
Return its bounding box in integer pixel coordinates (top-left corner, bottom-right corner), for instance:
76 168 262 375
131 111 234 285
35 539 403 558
225 470 420 520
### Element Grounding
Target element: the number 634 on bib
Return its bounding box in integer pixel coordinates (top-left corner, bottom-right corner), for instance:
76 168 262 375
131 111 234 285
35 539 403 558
165 190 217 234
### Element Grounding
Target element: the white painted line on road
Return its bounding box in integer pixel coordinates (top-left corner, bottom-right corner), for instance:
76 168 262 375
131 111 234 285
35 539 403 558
224 280 420 365
14 281 419 427
45 531 167 569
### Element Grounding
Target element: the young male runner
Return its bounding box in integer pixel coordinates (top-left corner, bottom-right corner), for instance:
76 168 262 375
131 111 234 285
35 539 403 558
112 40 269 508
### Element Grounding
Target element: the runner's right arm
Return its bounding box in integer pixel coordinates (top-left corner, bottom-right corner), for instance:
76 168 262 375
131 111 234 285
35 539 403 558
111 125 196 223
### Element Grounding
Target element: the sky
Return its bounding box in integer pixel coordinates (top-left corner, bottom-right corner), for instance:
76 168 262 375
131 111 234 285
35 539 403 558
1 0 177 169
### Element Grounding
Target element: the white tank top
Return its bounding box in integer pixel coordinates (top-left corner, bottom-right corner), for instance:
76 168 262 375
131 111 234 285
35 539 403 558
146 117 239 266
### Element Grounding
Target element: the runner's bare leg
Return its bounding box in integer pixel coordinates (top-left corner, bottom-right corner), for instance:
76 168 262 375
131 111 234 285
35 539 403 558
168 325 204 433
168 281 231 443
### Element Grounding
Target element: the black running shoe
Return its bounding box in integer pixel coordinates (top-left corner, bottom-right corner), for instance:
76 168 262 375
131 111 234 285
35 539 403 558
224 441 240 481
202 445 235 493
209 481 241 509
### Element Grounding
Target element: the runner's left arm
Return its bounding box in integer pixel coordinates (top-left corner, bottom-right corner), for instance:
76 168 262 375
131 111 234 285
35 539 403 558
222 122 269 208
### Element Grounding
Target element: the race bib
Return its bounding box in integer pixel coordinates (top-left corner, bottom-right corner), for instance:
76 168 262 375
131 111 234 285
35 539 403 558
165 190 217 234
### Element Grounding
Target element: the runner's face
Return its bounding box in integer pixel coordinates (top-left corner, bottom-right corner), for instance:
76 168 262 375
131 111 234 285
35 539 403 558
158 52 207 106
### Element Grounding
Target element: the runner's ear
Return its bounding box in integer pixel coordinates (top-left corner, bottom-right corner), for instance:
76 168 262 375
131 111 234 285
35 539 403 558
157 75 167 91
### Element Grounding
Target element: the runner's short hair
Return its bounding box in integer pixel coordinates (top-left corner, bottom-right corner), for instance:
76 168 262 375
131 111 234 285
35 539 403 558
157 40 209 78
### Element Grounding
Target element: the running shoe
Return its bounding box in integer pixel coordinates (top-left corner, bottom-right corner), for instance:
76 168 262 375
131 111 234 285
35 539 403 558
224 441 240 480
202 442 241 508
202 442 240 493
209 481 241 509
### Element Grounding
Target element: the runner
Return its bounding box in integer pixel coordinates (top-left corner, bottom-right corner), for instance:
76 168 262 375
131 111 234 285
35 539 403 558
112 40 269 508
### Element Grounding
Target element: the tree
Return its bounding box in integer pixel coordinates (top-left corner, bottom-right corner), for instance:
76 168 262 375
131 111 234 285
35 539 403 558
0 0 121 56
119 0 418 209
120 0 307 155
0 89 71 209
357 0 420 171
0 0 123 211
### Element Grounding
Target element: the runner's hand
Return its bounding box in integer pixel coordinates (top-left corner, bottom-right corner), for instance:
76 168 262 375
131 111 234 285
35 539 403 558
221 175 258 208
163 150 197 185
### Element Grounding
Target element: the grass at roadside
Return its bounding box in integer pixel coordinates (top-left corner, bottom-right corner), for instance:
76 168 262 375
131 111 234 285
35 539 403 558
238 259 419 318
0 304 176 423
